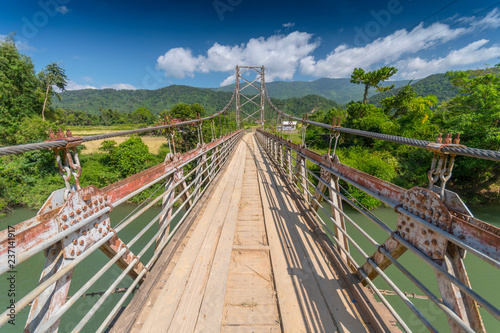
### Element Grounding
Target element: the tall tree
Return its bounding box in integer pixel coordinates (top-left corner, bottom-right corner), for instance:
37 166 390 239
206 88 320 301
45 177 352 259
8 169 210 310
40 61 67 121
350 66 398 104
0 34 45 144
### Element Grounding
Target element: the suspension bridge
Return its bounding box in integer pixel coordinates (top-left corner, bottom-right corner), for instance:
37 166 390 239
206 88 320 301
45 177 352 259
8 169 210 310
0 66 499 332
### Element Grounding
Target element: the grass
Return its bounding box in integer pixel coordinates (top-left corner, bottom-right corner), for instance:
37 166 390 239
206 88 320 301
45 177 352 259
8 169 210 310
81 136 169 154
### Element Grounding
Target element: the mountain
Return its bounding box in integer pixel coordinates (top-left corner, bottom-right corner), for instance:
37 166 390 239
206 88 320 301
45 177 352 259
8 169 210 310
368 73 458 105
54 85 338 116
54 85 235 115
214 78 412 104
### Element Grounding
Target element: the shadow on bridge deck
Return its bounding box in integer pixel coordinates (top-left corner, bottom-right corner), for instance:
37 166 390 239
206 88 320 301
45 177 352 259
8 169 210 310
110 133 399 333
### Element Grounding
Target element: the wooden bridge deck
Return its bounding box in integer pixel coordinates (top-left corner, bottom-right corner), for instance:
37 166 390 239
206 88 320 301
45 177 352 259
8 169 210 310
111 133 395 333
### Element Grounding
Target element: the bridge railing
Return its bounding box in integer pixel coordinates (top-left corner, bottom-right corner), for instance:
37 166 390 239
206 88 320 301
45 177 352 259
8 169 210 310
256 129 500 333
0 89 244 331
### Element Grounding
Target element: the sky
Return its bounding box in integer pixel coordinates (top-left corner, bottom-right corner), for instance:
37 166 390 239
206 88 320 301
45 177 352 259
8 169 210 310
1 0 499 91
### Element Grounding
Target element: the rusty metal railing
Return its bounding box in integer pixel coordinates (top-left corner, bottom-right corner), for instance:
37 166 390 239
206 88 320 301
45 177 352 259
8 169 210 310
0 127 244 332
256 129 500 333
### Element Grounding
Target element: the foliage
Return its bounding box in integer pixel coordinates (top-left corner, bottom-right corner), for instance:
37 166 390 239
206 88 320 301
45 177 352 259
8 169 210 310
39 61 67 121
0 35 45 144
109 136 158 178
350 66 398 104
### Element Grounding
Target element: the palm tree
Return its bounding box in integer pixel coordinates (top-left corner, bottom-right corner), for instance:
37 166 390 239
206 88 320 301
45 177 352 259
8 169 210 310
40 62 68 121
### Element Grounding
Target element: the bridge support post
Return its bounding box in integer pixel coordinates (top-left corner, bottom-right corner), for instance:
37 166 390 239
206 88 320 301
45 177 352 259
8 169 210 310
295 154 309 204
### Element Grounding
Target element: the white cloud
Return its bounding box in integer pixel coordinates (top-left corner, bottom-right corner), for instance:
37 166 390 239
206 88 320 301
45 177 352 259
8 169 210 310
299 8 500 78
65 81 97 91
57 6 70 14
0 34 37 51
220 74 235 87
83 76 93 82
101 83 137 90
157 31 319 84
64 81 136 91
397 39 500 79
282 22 295 28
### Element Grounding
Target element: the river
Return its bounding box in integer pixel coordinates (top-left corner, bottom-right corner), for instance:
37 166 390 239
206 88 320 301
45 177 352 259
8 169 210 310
0 203 498 332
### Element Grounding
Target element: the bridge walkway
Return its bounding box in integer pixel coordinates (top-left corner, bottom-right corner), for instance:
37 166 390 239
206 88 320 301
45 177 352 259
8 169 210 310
121 133 371 332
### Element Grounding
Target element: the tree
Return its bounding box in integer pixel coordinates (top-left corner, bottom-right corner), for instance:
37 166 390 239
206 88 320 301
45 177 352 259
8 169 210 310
0 34 45 144
350 66 398 104
40 61 67 121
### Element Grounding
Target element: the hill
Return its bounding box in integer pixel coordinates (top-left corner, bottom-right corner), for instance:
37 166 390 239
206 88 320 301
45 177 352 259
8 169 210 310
214 78 412 104
368 73 458 105
54 85 338 117
54 85 235 115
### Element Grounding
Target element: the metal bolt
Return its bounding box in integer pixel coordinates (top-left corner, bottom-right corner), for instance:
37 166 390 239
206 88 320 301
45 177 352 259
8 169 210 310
399 196 404 201
428 209 433 215
79 240 84 246
441 225 447 230
99 197 103 203
83 213 88 218
416 203 421 208
410 200 415 205
89 210 94 216
94 207 99 213
83 193 91 201
76 250 82 256
62 215 68 221
409 208 414 213
70 250 75 256
405 227 410 233
401 232 406 237
73 239 78 245
402 220 406 225
405 198 409 203
434 212 441 218
435 250 441 256
424 240 430 245
427 217 432 223
89 201 93 207
70 221 76 226
404 205 408 210
409 223 414 228
431 239 437 245
397 225 402 230
107 225 111 230
100 205 104 210
93 200 98 206
103 231 107 237
82 230 87 236
69 212 75 218
83 205 88 211
76 208 82 214
94 223 99 228
422 230 427 235
427 251 432 257
77 217 82 222
99 228 102 233
428 229 434 234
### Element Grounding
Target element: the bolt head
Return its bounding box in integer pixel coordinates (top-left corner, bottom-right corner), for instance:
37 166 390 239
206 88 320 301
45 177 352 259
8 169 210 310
405 227 410 233
99 228 102 233
79 240 84 246
83 205 88 211
76 250 82 256
73 239 77 245
94 223 99 228
70 220 76 226
431 239 437 245
409 223 414 228
83 193 91 201
70 250 75 256
93 200 98 206
62 215 68 221
62 225 68 230
427 251 432 257
82 230 87 236
99 197 103 203
83 213 88 218
424 240 430 245
69 212 75 218
76 209 82 214
422 230 427 235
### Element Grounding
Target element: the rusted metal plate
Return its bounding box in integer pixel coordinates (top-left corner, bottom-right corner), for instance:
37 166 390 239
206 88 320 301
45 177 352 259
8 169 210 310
397 187 451 260
58 186 110 259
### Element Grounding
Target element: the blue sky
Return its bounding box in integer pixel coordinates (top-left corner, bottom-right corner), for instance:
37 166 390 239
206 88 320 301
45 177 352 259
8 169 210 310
1 0 499 90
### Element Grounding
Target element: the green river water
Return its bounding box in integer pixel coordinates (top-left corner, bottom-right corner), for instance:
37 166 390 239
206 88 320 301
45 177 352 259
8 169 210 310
0 203 498 332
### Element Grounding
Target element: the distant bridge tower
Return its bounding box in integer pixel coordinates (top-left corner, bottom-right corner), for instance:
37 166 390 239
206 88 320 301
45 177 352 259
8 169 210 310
235 65 265 128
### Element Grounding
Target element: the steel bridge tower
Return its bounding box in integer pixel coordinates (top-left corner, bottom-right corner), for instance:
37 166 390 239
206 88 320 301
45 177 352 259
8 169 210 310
235 65 265 129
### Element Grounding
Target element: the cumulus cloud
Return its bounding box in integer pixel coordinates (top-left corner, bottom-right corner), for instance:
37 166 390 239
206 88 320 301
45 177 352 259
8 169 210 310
397 40 500 79
64 81 136 91
282 22 295 28
57 6 70 14
65 81 97 91
156 32 319 85
101 83 137 90
300 8 500 78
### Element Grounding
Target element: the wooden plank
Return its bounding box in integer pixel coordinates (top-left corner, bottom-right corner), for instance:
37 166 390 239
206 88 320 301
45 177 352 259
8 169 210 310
253 136 309 333
253 133 371 333
193 137 246 333
138 142 246 332
109 142 237 333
